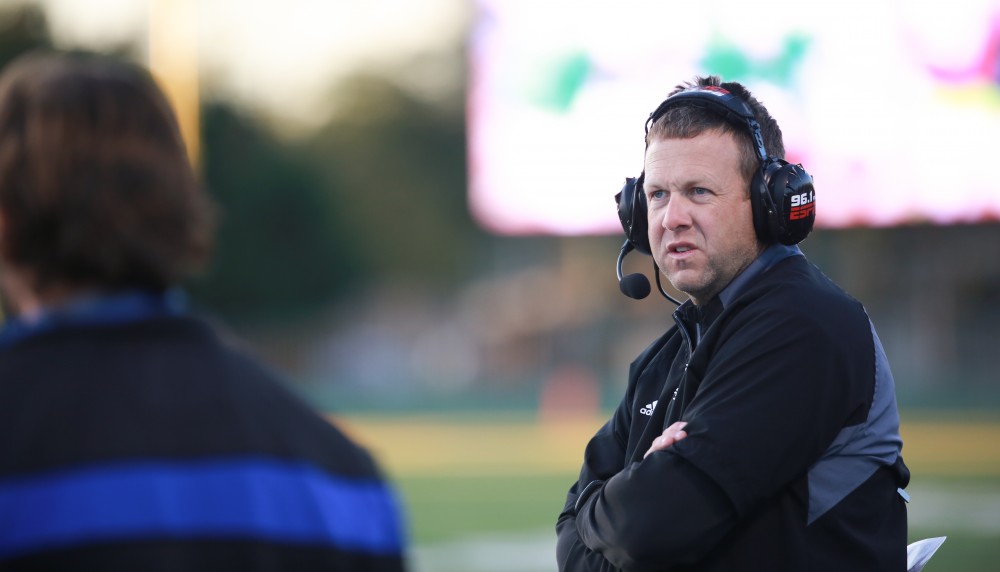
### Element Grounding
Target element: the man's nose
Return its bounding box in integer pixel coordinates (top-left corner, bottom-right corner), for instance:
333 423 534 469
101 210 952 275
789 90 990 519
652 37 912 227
662 196 691 232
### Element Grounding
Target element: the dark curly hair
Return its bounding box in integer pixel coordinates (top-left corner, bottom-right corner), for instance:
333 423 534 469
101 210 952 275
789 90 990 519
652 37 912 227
0 51 215 294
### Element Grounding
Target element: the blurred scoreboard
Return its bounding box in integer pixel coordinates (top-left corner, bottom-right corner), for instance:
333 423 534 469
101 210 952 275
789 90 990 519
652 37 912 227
468 0 1000 235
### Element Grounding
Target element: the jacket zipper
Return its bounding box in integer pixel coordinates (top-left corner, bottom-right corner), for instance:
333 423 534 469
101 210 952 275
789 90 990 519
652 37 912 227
663 312 695 423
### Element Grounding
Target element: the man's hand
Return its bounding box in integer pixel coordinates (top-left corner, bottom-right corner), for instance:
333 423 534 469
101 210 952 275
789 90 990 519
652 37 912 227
643 421 688 458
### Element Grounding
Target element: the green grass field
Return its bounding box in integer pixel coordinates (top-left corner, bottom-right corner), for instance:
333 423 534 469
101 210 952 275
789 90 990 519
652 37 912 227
338 410 1000 572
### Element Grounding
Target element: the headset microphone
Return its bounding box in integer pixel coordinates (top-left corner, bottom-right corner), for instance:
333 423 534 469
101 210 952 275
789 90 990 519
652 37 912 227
617 240 651 299
616 239 683 305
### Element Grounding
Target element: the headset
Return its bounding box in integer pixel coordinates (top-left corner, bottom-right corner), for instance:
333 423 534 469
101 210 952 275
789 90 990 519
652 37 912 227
615 85 816 302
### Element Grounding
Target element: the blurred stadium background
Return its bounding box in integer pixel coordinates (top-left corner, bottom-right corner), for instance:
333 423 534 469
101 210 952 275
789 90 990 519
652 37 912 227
1 1 998 570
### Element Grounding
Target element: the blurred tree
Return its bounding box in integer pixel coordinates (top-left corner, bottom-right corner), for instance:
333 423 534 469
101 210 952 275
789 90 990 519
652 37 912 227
0 2 136 69
303 68 488 291
190 103 365 325
2 2 481 327
0 2 52 68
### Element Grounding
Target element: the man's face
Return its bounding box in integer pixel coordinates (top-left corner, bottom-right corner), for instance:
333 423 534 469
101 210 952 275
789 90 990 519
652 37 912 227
644 129 763 305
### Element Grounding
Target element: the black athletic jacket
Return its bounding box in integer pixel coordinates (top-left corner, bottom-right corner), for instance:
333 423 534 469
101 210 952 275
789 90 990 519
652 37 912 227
557 245 909 571
0 311 406 571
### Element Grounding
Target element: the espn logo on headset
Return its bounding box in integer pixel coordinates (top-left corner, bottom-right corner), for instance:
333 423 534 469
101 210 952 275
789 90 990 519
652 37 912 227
789 190 815 221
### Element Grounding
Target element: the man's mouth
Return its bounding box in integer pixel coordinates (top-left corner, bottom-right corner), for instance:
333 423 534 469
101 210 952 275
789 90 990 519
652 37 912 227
668 242 696 255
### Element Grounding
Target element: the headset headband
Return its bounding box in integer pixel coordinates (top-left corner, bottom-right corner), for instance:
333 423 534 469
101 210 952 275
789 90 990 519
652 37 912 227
645 86 769 163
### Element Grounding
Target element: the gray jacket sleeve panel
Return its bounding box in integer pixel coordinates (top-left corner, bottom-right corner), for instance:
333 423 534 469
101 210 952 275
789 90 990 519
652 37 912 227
556 393 633 572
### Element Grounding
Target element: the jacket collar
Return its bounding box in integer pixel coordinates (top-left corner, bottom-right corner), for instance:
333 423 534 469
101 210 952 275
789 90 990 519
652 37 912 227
0 289 186 350
672 243 803 344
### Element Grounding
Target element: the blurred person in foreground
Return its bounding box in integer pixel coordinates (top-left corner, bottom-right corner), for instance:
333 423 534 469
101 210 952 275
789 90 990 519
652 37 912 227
556 77 909 571
0 51 406 571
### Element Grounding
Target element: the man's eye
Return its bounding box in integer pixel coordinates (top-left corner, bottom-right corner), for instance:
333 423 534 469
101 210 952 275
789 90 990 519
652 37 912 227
649 190 666 200
692 188 709 196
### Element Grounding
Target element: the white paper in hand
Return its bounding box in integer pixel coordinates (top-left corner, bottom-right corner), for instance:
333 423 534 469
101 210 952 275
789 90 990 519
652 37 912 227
907 536 946 572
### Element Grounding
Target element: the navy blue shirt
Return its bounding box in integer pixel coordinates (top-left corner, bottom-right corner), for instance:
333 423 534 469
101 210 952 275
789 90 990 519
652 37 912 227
0 293 407 571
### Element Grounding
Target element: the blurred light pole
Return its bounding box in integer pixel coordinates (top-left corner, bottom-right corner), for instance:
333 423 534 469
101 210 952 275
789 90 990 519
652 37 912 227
148 0 199 168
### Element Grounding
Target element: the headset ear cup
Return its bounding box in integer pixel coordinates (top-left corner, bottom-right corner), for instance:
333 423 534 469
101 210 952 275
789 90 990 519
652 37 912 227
750 164 777 244
775 163 815 244
766 160 792 241
757 160 815 245
615 176 651 254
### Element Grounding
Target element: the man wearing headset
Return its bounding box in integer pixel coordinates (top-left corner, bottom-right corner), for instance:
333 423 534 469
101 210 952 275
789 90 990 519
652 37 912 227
556 76 909 571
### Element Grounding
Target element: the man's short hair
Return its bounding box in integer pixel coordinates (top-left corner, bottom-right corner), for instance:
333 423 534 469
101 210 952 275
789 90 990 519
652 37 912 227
646 75 786 190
